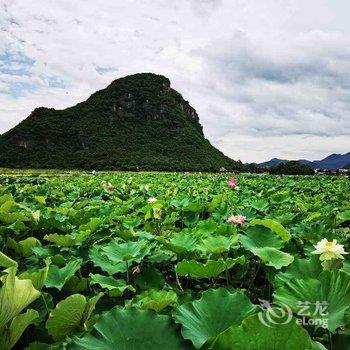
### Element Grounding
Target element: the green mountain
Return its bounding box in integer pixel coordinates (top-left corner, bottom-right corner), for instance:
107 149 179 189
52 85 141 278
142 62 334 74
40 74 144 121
0 73 241 171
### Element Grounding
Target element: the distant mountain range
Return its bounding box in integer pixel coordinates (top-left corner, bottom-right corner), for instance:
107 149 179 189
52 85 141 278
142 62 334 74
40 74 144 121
259 152 350 170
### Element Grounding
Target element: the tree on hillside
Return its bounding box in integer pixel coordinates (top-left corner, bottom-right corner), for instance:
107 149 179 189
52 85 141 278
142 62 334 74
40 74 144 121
270 161 315 175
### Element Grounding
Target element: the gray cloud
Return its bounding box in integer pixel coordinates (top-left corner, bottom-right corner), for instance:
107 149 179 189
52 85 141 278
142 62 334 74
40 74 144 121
194 30 350 145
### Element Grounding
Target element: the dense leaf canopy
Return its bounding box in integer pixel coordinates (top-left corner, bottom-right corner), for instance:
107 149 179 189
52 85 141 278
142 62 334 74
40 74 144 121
0 171 349 349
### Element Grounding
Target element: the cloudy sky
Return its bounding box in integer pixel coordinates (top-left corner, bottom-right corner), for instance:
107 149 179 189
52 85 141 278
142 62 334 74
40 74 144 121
1 0 350 163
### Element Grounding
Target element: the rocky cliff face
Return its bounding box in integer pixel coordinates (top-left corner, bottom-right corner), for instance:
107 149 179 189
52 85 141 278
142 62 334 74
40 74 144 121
0 73 241 171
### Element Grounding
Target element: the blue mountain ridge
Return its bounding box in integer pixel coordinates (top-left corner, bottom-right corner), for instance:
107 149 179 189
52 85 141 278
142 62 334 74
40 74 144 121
259 152 350 169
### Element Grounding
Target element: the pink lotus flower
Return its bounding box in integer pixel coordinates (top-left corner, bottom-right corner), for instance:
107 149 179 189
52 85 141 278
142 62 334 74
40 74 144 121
228 177 237 188
227 215 246 225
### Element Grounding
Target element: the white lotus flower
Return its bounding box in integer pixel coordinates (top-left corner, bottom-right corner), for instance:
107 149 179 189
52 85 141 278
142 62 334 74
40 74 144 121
311 238 348 261
147 197 157 204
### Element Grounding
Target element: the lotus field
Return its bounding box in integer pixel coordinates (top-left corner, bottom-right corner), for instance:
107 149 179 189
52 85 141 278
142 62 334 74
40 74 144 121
0 172 350 350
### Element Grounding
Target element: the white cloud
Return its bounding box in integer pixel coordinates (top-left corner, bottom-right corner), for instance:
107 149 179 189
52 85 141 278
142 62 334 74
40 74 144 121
0 0 350 162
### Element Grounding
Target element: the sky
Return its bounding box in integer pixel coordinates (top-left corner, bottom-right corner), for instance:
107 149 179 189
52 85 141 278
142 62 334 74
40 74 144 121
0 0 350 163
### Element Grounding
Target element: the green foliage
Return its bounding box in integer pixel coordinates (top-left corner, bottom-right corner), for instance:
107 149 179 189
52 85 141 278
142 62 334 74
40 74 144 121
248 219 291 242
90 274 135 296
0 309 39 350
270 161 315 175
250 247 294 269
0 267 40 349
173 288 259 348
0 267 40 328
0 172 349 349
101 239 150 263
0 252 17 268
45 260 82 290
128 289 178 312
46 294 87 341
73 308 191 350
274 270 350 332
176 257 245 279
209 313 314 350
241 226 284 250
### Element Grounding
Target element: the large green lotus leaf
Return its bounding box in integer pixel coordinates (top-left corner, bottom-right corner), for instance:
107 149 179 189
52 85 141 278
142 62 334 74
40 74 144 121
102 239 150 263
45 259 82 290
5 220 28 234
0 197 27 224
6 236 21 254
274 212 296 225
17 237 42 257
63 276 88 293
173 288 259 348
32 246 60 259
248 219 291 242
209 313 313 350
129 289 178 312
241 225 284 250
274 256 322 288
90 274 135 296
0 194 14 206
83 292 104 331
207 195 225 213
89 246 126 275
162 232 198 254
216 223 238 236
133 265 165 290
78 217 102 232
183 201 203 213
270 191 290 204
0 267 41 328
249 197 270 212
0 309 39 350
19 258 50 290
171 197 190 209
75 218 102 243
183 212 200 227
72 308 191 350
250 247 294 269
46 294 87 341
176 257 245 279
76 217 102 242
44 233 76 247
196 219 218 235
0 251 17 268
198 235 239 254
291 221 328 242
274 270 350 332
148 249 175 263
